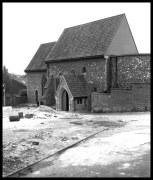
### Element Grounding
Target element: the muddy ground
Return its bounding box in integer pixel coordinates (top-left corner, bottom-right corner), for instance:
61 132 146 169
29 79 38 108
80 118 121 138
3 105 150 177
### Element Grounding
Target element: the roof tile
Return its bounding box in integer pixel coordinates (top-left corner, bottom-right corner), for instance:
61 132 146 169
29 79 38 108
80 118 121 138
46 14 124 62
64 75 93 97
25 42 56 72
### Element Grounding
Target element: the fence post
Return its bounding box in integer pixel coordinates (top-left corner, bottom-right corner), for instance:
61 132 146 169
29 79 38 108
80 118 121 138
3 84 5 106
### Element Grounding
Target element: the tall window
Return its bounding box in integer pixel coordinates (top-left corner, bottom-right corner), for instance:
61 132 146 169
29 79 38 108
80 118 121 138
42 74 47 96
47 64 49 77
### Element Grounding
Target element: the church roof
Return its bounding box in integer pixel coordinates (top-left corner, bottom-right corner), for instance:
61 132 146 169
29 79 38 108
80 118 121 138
25 42 56 72
45 14 125 62
63 75 93 97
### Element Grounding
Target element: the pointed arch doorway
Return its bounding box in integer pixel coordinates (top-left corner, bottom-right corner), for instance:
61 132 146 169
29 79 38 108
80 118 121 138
62 89 69 111
35 90 39 106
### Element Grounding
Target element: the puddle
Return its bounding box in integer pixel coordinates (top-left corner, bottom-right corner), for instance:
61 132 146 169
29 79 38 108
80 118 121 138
69 120 126 128
70 121 83 125
93 121 125 127
13 129 30 132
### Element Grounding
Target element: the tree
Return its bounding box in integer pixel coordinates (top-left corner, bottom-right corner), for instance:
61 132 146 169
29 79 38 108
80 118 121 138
3 66 11 93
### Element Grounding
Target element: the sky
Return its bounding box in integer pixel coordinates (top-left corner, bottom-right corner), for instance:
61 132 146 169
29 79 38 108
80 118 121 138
3 3 150 75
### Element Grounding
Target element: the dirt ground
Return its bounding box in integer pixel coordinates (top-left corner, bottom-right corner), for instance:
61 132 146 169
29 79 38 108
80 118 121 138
3 105 150 177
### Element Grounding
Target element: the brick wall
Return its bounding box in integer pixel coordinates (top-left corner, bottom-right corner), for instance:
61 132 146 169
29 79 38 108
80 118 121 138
91 83 150 112
48 58 106 92
132 83 150 109
74 98 87 111
111 55 150 89
26 72 46 103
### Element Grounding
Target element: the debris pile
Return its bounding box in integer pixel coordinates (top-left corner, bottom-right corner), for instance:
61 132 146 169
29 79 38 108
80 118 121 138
30 105 61 119
3 129 54 176
24 114 34 119
33 105 59 114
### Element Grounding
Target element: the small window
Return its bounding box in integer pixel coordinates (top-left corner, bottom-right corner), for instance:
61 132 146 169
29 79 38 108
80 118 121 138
77 98 82 104
94 87 97 92
82 67 87 73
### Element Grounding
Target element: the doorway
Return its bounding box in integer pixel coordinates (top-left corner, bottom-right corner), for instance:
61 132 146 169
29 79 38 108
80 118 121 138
62 89 69 111
35 90 39 105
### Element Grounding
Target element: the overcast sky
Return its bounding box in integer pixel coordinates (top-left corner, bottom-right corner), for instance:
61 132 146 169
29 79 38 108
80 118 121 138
3 2 150 75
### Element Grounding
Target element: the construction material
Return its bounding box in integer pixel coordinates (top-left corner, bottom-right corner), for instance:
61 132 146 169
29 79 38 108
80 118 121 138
18 112 23 119
25 114 34 118
9 115 20 122
32 105 59 114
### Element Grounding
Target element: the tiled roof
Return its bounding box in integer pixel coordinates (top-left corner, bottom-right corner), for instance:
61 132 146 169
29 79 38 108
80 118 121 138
10 75 27 86
46 14 124 62
25 42 56 72
64 75 93 97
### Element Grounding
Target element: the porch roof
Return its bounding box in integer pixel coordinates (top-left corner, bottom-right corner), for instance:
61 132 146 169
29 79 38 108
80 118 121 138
63 75 93 98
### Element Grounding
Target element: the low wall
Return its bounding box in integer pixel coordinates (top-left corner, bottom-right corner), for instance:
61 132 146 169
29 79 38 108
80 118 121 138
12 95 28 107
91 83 150 112
132 83 150 110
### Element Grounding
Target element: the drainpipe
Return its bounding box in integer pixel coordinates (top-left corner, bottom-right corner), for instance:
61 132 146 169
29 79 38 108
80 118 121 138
104 55 109 92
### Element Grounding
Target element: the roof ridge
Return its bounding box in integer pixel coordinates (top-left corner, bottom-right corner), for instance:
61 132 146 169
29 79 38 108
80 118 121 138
45 30 66 62
40 41 56 46
64 13 125 30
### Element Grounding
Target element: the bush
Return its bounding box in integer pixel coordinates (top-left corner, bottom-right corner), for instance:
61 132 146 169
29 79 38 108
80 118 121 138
18 89 27 96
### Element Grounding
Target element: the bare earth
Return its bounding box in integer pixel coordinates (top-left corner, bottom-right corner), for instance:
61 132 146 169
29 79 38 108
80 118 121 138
3 105 150 177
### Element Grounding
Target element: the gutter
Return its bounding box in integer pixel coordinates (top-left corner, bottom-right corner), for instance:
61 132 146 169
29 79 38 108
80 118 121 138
45 54 105 64
24 69 47 73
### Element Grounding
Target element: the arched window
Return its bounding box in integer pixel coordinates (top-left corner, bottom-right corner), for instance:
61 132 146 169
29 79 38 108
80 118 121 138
82 67 87 73
42 74 47 96
35 90 39 103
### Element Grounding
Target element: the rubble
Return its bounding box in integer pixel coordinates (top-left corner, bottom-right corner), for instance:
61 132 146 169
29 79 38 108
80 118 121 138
32 142 39 145
4 104 146 177
30 105 73 119
32 105 59 114
25 114 34 118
